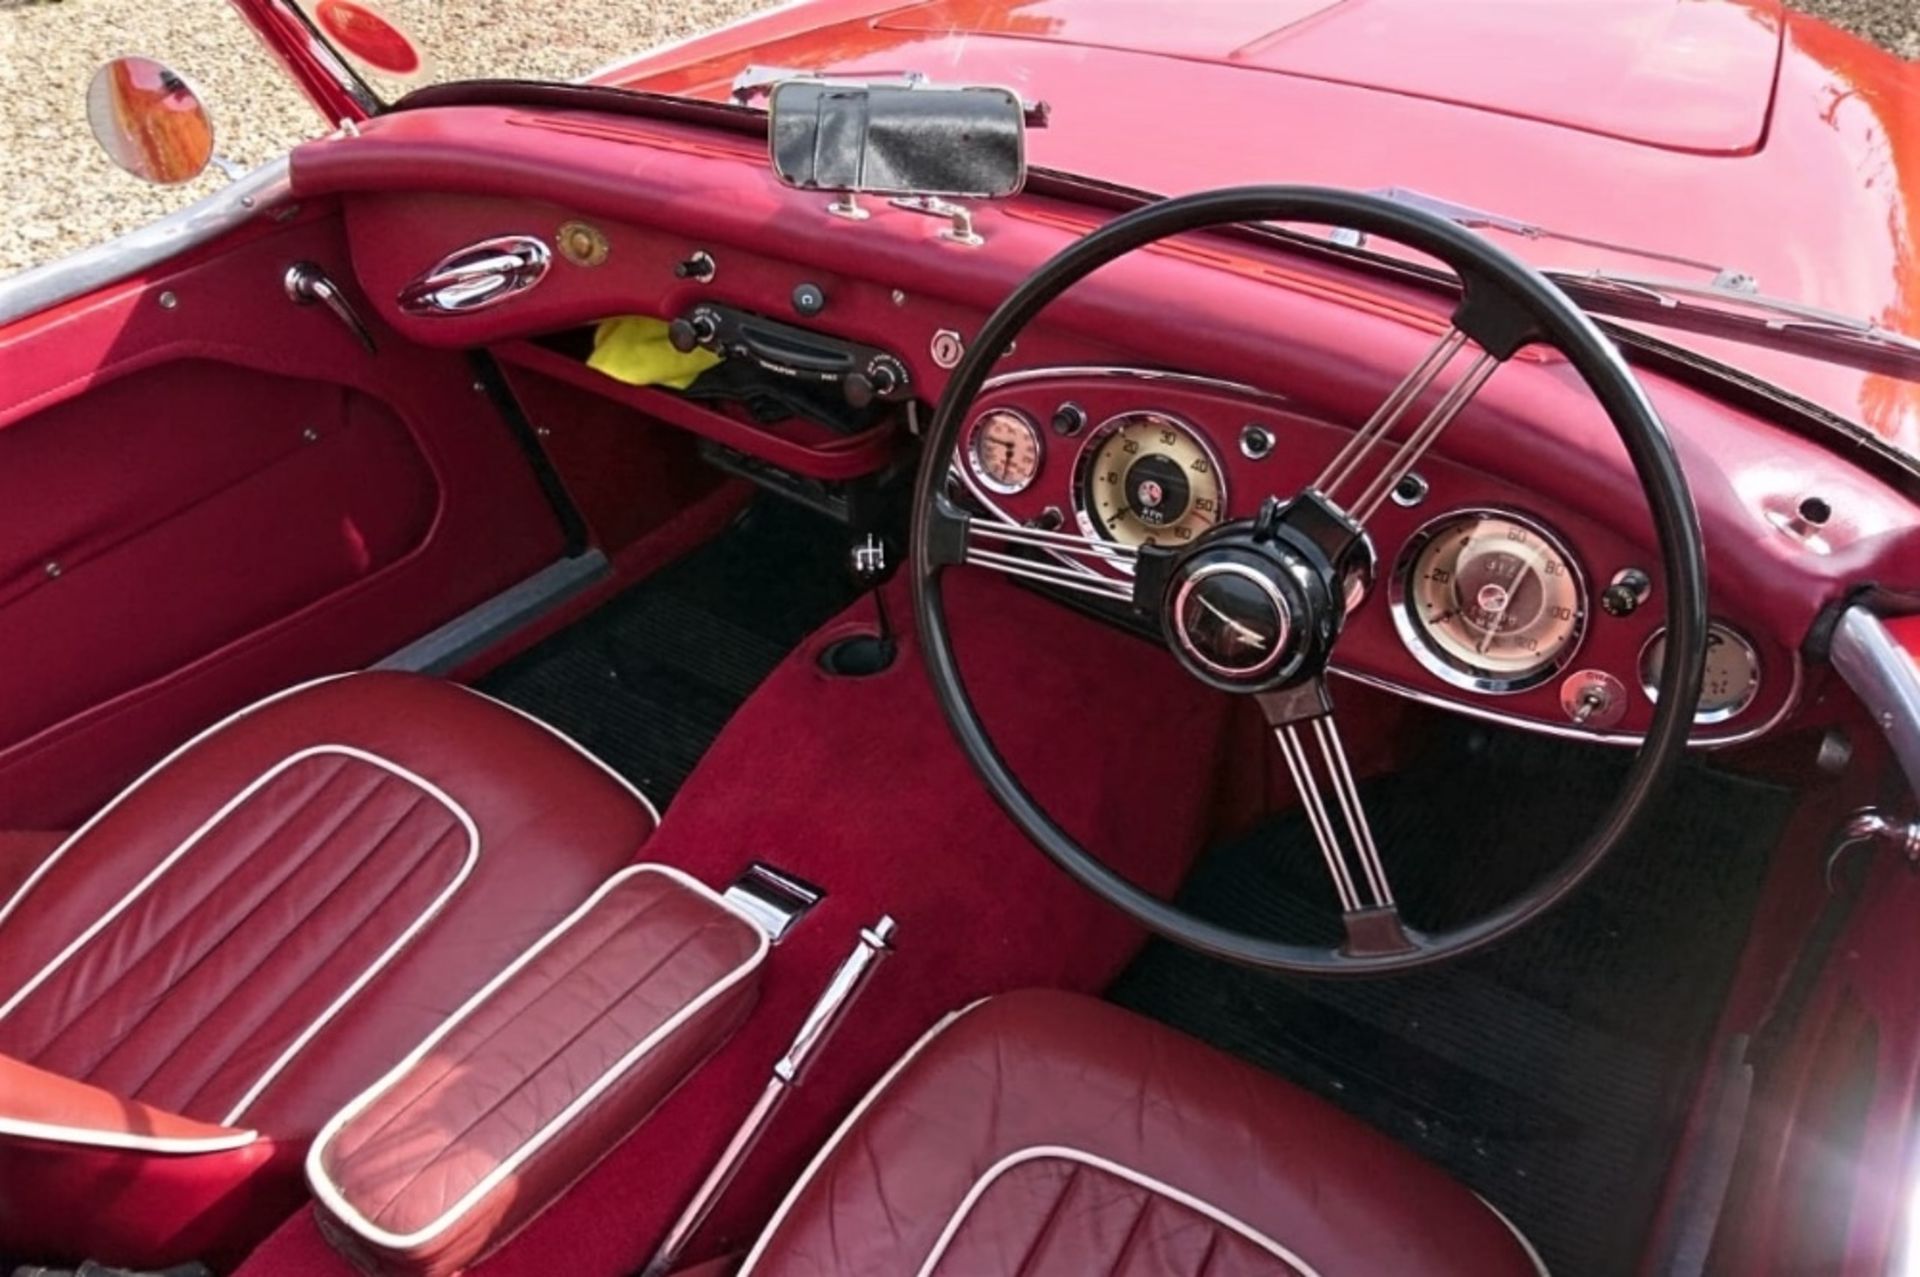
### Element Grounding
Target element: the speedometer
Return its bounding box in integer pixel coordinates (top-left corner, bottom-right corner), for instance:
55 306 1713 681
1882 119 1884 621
1073 411 1227 551
1392 510 1586 693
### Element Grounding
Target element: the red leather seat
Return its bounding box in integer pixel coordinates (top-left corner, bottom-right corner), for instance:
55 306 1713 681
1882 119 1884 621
737 990 1547 1276
0 672 659 1270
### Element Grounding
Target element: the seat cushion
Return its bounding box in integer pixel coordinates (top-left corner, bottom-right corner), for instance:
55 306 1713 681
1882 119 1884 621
0 671 658 1267
738 990 1546 1277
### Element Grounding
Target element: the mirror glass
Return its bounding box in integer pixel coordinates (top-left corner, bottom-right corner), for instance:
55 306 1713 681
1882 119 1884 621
86 56 216 185
770 82 1025 200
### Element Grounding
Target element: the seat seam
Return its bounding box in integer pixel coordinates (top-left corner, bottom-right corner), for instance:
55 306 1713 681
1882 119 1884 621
76 775 426 1091
351 894 702 1225
16 757 370 1064
0 673 357 936
170 808 460 1116
1107 1179 1156 1276
1007 1163 1080 1277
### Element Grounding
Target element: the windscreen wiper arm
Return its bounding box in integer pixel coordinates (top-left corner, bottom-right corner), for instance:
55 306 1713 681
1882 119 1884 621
1366 186 1749 282
1543 268 1920 382
1362 189 1920 381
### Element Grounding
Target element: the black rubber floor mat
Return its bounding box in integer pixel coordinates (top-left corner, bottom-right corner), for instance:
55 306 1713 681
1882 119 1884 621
478 500 857 805
1107 723 1793 1277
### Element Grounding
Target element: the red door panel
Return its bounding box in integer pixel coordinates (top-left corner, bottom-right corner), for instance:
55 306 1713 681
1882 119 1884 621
0 207 564 827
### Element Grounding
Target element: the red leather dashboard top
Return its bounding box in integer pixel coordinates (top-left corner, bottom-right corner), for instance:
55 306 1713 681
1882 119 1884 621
289 103 1920 746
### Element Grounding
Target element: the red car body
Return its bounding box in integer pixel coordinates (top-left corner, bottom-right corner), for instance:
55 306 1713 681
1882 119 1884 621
566 0 1920 453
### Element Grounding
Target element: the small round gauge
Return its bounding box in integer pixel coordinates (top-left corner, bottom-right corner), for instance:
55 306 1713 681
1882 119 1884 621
964 408 1044 496
1639 622 1762 723
1393 510 1587 693
1074 410 1227 550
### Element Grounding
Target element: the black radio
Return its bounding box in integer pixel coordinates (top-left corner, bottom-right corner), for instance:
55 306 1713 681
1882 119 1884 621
668 302 911 410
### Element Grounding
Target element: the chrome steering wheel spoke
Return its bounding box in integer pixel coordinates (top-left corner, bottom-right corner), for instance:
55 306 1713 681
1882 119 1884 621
928 492 1151 607
1307 324 1502 533
1259 684 1418 958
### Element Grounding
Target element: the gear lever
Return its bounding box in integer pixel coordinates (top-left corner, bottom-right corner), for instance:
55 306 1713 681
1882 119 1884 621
851 533 896 652
815 533 898 676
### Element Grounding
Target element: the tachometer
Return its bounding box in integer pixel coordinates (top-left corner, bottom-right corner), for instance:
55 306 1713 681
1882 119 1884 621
1074 411 1226 550
964 408 1043 495
1393 510 1586 693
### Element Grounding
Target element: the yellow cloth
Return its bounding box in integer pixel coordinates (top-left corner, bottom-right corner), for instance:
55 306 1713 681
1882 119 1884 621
586 316 720 389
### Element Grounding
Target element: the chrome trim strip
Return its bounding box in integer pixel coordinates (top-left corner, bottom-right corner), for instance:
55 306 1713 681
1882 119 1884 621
1331 653 1804 751
0 157 293 328
306 863 769 1251
1830 607 1920 795
373 552 609 676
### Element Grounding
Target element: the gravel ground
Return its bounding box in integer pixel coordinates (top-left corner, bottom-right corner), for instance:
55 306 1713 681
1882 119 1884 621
0 0 1913 276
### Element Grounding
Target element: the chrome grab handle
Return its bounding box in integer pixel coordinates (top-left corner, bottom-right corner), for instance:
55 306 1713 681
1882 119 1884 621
283 262 376 353
397 235 551 315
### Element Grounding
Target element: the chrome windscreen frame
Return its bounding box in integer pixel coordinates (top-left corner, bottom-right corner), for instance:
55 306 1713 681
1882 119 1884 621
0 157 293 328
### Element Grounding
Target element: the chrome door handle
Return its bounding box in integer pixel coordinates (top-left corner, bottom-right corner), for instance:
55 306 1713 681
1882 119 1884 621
397 236 551 315
284 262 376 353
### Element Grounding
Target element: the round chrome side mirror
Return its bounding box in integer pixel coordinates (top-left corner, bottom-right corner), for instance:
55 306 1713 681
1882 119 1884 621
86 56 216 185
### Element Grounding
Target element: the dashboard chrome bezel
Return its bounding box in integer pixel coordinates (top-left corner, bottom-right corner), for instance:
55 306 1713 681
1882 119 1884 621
1637 621 1763 724
1069 407 1233 570
1388 506 1590 695
962 406 1045 496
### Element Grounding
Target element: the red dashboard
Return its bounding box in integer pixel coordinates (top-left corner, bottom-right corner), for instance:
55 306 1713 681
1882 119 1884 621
285 100 1920 749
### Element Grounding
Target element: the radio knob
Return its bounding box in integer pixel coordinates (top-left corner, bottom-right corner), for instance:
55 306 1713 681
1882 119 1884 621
668 312 718 353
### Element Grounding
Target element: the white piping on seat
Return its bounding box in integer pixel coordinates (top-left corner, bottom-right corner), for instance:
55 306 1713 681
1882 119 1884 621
0 743 481 1128
913 1145 1326 1277
1478 1194 1553 1276
0 1114 258 1155
736 998 991 1276
455 685 664 826
0 672 357 934
306 863 768 1252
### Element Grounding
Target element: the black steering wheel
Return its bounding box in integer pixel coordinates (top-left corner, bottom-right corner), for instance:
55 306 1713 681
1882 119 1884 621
911 186 1708 976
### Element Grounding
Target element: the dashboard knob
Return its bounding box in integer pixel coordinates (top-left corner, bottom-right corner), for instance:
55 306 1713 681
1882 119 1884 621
847 358 903 408
668 312 717 353
1602 568 1652 617
844 372 877 409
1051 402 1087 437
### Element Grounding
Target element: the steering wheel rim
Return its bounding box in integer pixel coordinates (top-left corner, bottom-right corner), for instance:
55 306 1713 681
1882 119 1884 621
911 185 1708 975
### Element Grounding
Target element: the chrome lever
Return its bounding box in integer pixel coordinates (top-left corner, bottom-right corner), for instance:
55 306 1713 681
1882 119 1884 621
283 262 375 354
641 915 897 1277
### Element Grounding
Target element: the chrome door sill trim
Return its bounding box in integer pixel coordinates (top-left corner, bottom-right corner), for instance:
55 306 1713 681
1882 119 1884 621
0 157 293 328
373 551 608 675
